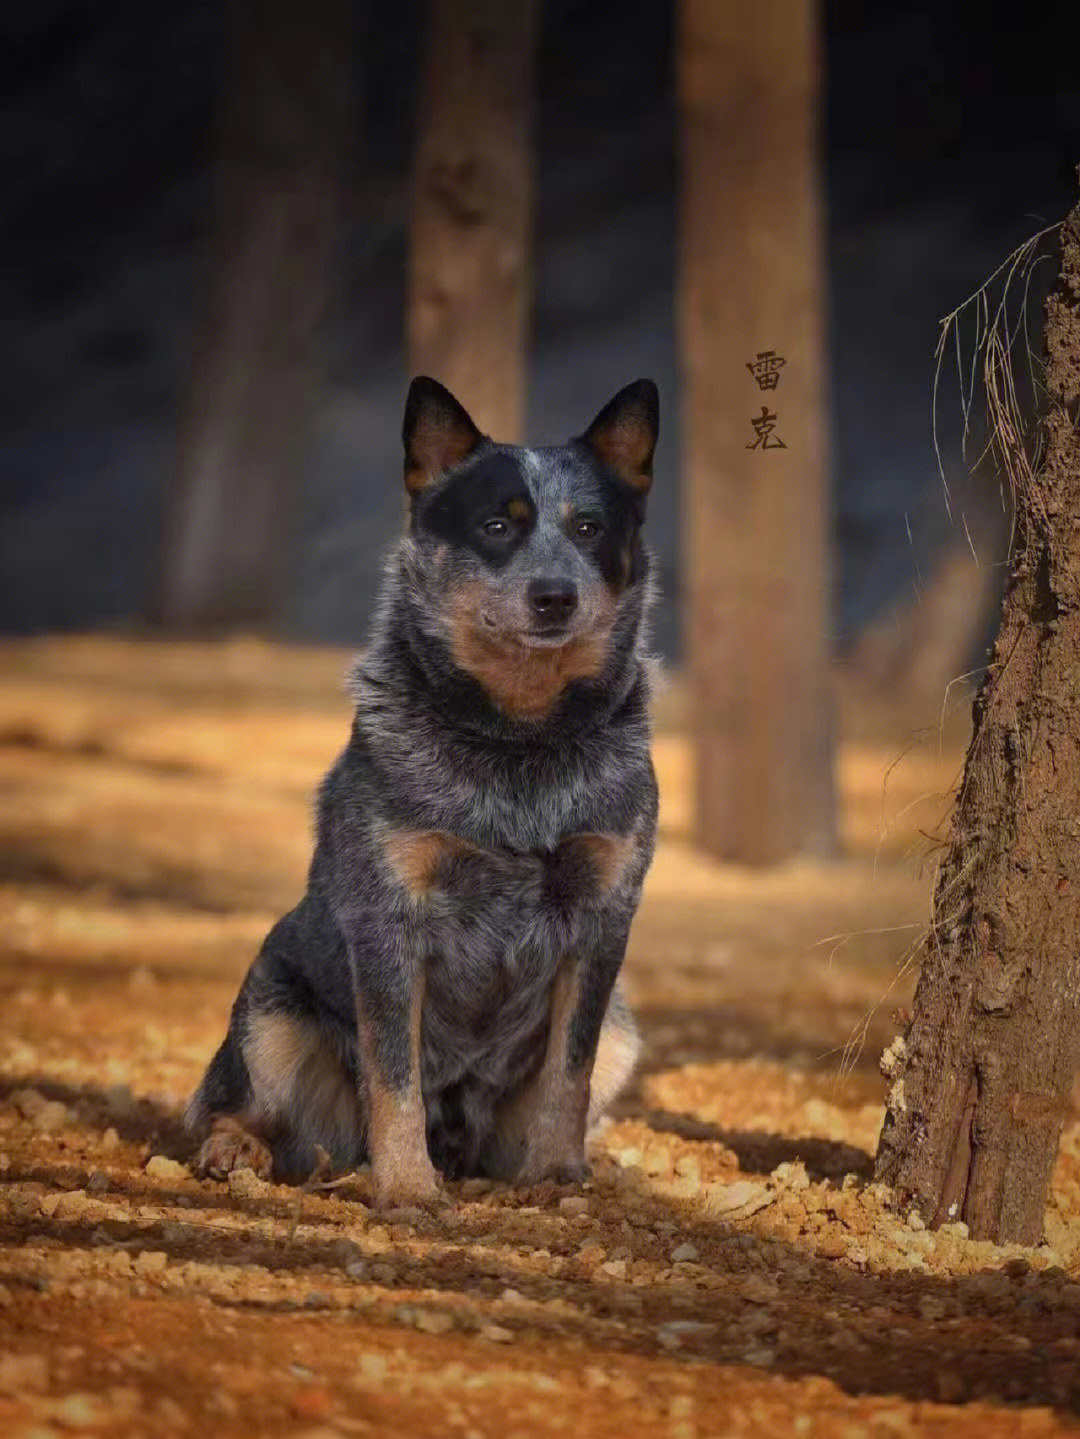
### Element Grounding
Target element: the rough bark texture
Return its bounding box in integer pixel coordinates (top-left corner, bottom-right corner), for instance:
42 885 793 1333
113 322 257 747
876 196 1080 1245
159 0 354 631
678 0 836 865
409 0 537 441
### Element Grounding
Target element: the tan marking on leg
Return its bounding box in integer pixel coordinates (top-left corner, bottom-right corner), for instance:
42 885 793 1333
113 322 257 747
359 969 439 1210
381 827 481 897
196 1115 273 1181
493 958 591 1185
244 1012 362 1168
446 582 613 720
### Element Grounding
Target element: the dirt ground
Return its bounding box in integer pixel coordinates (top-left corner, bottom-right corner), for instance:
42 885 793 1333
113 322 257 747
3 636 1080 1439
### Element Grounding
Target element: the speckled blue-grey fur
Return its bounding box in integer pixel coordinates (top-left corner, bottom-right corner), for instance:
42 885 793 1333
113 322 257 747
186 378 660 1193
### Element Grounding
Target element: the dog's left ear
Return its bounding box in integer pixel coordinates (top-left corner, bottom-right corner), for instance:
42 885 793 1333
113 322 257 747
403 377 484 493
580 380 659 492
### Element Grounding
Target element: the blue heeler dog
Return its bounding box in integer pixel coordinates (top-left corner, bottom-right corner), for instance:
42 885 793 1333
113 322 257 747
186 377 660 1208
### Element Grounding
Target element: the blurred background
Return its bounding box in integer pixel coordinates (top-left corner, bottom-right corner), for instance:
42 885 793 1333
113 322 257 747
2 0 1078 866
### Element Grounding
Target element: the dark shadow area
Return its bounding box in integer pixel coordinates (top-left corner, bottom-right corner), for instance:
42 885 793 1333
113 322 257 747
0 1075 187 1156
0 838 277 915
633 1002 892 1087
0 726 201 779
640 1109 874 1183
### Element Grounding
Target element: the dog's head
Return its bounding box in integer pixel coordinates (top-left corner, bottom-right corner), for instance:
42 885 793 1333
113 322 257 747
399 377 658 721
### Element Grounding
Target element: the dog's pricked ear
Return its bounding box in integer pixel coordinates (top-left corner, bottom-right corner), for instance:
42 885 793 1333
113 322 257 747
580 380 659 492
403 377 483 493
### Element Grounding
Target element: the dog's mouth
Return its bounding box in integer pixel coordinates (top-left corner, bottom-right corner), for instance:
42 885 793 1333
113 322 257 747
520 628 575 648
478 612 577 649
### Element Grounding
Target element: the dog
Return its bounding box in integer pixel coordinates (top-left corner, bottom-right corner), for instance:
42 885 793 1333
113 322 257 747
186 376 660 1209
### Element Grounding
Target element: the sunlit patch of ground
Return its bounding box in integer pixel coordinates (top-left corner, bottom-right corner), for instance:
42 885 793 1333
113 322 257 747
2 636 1079 1438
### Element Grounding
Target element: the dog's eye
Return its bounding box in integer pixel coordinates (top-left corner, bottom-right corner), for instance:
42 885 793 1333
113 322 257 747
573 518 601 541
482 518 510 539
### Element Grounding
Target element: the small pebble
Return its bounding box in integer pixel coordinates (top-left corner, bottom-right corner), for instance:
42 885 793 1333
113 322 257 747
133 1250 168 1275
642 1146 673 1177
657 1321 715 1351
739 1274 779 1305
54 1392 103 1427
478 1323 514 1343
671 1243 699 1263
227 1166 271 1199
145 1155 188 1182
356 1354 388 1381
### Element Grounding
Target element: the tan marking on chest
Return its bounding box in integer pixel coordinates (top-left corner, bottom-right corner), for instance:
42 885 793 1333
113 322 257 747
559 831 638 899
382 827 481 897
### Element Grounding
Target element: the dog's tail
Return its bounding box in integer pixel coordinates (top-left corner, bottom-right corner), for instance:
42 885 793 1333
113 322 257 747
588 984 641 1131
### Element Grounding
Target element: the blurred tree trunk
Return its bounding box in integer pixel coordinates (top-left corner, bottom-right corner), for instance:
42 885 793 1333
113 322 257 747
159 0 355 631
678 0 835 863
876 199 1080 1245
409 0 538 439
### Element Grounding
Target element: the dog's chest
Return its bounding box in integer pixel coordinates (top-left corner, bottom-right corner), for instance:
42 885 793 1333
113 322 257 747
413 829 631 1018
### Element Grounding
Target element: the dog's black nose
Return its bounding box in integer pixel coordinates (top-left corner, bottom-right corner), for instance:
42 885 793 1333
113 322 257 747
527 578 578 626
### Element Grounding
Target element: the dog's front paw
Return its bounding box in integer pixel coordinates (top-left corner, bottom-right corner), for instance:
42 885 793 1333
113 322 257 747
516 1144 591 1189
196 1117 273 1181
372 1152 442 1212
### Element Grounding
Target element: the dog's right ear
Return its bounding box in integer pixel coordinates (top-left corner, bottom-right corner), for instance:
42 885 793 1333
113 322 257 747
403 377 483 493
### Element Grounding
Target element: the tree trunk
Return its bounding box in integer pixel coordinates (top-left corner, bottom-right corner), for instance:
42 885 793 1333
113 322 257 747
875 197 1080 1245
159 0 354 632
409 0 538 440
677 0 836 864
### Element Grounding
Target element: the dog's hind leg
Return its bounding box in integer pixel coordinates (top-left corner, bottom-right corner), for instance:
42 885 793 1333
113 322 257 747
185 1030 275 1181
187 996 365 1184
241 1008 365 1181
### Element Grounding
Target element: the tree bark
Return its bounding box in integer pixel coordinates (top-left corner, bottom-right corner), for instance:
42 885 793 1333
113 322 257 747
677 0 836 864
875 196 1080 1245
409 0 538 441
159 0 354 632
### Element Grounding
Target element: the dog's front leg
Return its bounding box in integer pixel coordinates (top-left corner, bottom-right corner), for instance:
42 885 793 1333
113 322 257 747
505 913 632 1186
349 935 439 1211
